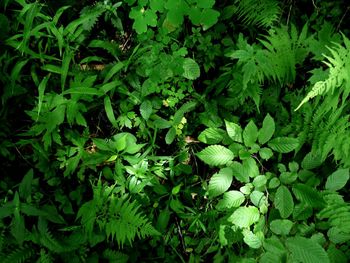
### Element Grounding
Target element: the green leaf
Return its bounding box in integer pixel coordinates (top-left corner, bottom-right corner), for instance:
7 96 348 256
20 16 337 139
270 219 293 235
164 0 189 27
243 229 262 249
37 75 50 121
19 169 33 200
259 147 273 160
197 145 234 166
231 161 249 183
228 206 260 228
61 49 72 91
216 190 245 210
286 236 330 263
198 127 225 144
208 167 233 197
243 120 258 147
275 185 294 218
182 58 200 80
165 127 177 144
104 96 118 127
258 114 275 144
130 6 158 34
225 120 243 143
325 168 349 191
140 100 153 120
301 152 323 170
268 137 299 153
188 7 220 30
292 183 325 208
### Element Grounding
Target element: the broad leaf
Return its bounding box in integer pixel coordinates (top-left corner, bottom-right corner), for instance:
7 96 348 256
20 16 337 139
270 219 293 235
208 167 233 197
197 145 234 166
140 100 153 120
268 137 299 153
275 185 294 218
182 58 200 80
243 120 258 147
325 168 349 191
258 114 275 144
198 127 225 144
216 190 245 210
286 236 330 263
225 120 243 143
292 184 325 208
228 206 260 228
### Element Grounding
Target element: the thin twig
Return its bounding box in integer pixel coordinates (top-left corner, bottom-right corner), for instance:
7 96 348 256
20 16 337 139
336 6 350 31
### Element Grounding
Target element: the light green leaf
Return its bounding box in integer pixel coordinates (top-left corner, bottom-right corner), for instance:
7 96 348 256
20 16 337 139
197 145 234 166
228 206 260 228
225 120 243 143
252 176 267 188
216 190 245 210
165 127 177 145
258 114 275 144
140 100 153 120
19 169 33 200
182 58 200 80
243 229 262 249
250 190 265 207
270 219 293 235
268 137 299 153
275 185 294 218
231 161 249 183
198 127 225 144
259 147 273 160
243 120 258 147
286 236 330 263
243 157 259 178
104 96 118 127
325 168 349 191
62 87 103 96
208 167 233 197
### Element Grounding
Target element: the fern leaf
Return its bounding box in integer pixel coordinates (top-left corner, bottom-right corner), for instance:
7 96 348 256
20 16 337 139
296 34 350 110
234 0 281 28
3 245 34 263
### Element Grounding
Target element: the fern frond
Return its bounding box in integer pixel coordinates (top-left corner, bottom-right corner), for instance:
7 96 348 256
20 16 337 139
102 249 129 262
37 249 53 263
106 196 159 247
2 245 34 263
318 193 350 244
296 34 350 110
234 0 281 28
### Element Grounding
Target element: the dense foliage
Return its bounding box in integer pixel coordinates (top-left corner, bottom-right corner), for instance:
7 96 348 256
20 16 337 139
1 0 350 262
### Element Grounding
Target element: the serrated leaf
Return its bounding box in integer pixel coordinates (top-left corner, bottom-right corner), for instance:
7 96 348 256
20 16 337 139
140 100 153 120
216 190 245 210
325 168 349 191
258 114 275 144
198 127 225 144
286 236 330 263
301 152 323 170
292 183 325 208
275 185 294 218
197 145 234 166
231 161 249 183
228 206 260 228
182 58 200 80
270 219 293 236
268 137 299 153
225 120 243 143
243 120 258 147
208 167 233 197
